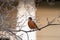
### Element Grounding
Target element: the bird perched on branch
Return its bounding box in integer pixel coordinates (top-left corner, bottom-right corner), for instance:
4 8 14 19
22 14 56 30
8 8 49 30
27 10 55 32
28 17 40 30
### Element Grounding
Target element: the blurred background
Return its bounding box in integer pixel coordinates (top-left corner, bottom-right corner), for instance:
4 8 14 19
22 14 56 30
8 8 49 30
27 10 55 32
36 0 60 40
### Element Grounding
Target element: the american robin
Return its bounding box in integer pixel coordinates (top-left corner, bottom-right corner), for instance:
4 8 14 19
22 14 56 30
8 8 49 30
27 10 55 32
28 17 40 30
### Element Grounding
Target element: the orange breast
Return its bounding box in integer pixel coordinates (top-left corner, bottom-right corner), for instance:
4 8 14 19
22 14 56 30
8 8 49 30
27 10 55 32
28 21 36 29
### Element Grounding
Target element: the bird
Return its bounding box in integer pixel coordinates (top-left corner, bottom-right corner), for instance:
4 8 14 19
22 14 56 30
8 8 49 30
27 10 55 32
28 17 40 30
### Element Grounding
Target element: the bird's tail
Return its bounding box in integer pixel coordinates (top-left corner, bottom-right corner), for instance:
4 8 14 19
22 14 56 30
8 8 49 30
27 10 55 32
36 26 41 30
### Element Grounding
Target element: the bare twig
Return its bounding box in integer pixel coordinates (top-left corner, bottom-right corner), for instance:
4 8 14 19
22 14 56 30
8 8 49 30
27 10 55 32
7 17 60 33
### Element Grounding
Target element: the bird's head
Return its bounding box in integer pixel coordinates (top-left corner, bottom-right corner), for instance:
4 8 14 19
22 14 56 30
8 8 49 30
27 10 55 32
28 17 32 21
